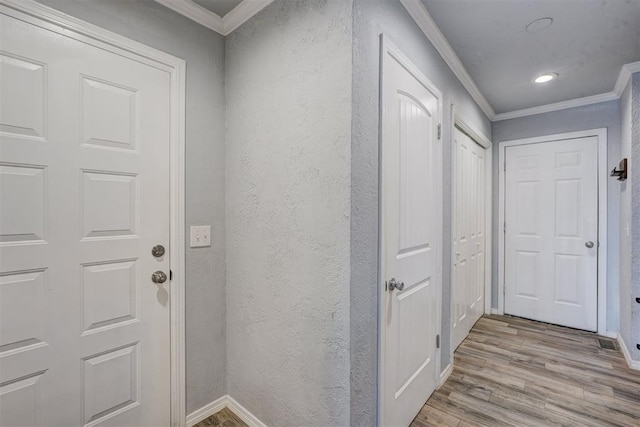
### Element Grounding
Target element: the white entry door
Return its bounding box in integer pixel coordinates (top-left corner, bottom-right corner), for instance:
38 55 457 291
381 38 442 427
504 138 598 331
0 12 171 426
452 127 486 351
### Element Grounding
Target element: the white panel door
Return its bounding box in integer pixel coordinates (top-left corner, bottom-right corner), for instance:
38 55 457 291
452 128 485 351
381 40 442 427
0 13 171 426
504 138 598 331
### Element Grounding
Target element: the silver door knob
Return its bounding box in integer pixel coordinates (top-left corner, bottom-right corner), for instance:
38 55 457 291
585 241 594 248
151 245 165 257
152 271 167 284
388 278 405 291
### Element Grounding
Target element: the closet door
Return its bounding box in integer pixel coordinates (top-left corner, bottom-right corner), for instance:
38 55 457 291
452 127 486 351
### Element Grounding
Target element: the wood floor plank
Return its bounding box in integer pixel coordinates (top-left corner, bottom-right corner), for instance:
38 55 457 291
411 315 640 427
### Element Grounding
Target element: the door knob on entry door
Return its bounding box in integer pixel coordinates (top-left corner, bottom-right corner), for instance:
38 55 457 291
585 241 595 248
388 278 405 291
152 271 167 284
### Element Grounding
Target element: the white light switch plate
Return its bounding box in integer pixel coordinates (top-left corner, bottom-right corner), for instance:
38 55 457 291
190 225 211 248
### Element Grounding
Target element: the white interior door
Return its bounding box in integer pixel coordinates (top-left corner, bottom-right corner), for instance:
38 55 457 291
0 13 172 426
452 127 485 351
381 38 442 427
504 137 598 331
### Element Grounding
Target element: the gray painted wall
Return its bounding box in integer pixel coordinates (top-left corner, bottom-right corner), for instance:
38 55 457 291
631 73 640 360
225 0 352 425
35 0 227 413
351 1 491 424
620 78 633 357
492 100 622 332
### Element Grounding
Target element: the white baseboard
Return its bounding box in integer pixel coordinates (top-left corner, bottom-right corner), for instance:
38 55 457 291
226 395 268 427
490 308 499 315
438 363 453 388
617 333 640 371
186 395 227 426
186 395 267 427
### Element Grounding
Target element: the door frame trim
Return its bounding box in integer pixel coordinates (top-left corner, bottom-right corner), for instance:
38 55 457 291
0 1 187 425
378 34 443 426
449 107 493 358
497 128 608 335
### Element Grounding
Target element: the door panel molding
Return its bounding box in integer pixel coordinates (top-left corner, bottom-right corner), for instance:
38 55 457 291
498 129 607 336
0 1 187 425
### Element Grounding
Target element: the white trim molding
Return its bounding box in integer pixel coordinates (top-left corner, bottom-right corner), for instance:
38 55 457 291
493 92 619 121
613 61 640 97
497 129 608 336
154 0 273 36
399 0 496 120
617 334 640 371
186 395 227 426
438 363 453 388
186 396 267 427
226 396 268 427
0 1 188 425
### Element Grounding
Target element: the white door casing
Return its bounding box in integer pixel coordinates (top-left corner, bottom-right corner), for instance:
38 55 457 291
0 2 186 425
451 126 486 351
380 36 443 427
503 137 599 332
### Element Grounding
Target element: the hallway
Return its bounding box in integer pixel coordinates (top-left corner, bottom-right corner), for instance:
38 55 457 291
412 315 640 426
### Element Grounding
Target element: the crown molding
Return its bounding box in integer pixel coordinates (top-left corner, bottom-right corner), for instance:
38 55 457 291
223 0 273 35
613 61 640 96
399 0 496 120
154 0 273 36
493 92 619 121
154 0 224 33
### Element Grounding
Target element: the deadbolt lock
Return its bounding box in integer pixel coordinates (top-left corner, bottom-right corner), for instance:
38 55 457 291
152 245 165 257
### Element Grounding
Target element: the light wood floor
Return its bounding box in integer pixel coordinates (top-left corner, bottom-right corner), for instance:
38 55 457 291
412 315 640 427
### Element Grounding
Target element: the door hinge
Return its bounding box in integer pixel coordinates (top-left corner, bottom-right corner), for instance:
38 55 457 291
504 160 506 171
504 221 506 233
436 334 440 349
437 124 442 140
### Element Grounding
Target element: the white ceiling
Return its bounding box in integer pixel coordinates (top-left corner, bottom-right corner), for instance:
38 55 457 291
192 0 242 18
422 0 640 115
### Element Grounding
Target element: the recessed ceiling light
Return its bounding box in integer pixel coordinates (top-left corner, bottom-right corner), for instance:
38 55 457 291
526 17 553 33
534 73 558 84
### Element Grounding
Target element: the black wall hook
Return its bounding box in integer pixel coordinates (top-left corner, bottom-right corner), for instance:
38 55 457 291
611 158 627 181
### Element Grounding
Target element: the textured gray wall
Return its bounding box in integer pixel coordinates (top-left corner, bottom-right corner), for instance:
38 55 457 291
631 73 640 360
351 1 491 425
225 0 352 425
620 79 633 357
35 0 227 413
492 100 621 332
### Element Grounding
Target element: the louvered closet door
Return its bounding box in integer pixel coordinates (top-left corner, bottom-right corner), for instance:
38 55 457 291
0 12 171 426
452 127 486 351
